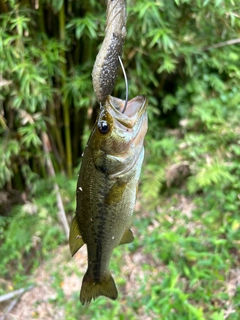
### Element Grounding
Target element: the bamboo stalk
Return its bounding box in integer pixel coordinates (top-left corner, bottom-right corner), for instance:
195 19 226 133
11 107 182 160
73 106 88 166
37 0 46 34
59 3 72 177
48 100 65 169
0 0 8 14
41 132 69 239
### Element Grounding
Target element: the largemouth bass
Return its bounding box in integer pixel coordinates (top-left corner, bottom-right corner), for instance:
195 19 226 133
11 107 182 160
92 0 127 103
69 95 148 305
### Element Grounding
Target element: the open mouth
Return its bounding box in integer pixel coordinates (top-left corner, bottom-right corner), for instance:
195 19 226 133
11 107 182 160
107 95 147 128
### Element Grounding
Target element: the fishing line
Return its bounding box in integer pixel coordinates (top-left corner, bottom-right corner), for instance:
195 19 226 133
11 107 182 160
118 56 128 114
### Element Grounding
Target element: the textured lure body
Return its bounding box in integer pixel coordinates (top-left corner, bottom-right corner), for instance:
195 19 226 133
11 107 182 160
69 95 148 305
92 0 127 103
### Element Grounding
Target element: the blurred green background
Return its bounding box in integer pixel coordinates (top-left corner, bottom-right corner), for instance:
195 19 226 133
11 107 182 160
0 0 240 319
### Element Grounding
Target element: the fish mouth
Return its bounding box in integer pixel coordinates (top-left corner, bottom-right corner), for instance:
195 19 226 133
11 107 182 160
101 95 148 179
106 95 147 129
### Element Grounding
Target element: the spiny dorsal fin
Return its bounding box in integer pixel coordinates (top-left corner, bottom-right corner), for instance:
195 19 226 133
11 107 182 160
69 215 85 256
118 228 134 246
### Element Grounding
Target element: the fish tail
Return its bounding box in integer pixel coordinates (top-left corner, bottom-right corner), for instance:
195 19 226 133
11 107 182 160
80 272 118 305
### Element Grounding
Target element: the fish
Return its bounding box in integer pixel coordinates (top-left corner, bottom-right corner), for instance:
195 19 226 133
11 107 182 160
92 0 127 103
69 94 148 305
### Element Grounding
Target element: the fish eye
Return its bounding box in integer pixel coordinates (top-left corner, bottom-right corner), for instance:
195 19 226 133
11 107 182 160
98 120 110 134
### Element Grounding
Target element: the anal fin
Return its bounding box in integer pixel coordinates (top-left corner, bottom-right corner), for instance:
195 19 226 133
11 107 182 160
69 215 85 256
118 228 134 246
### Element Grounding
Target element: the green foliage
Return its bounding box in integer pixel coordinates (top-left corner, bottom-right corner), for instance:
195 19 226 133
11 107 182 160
0 176 71 287
66 13 98 40
62 68 92 109
1 0 240 318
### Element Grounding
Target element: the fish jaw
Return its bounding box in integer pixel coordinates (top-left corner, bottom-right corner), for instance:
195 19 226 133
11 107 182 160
91 95 148 177
107 95 148 129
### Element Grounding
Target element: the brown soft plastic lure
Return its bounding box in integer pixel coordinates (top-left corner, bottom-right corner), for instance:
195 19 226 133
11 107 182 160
92 0 127 104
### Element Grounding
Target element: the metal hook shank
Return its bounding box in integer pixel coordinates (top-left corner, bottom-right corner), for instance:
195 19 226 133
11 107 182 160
118 56 128 114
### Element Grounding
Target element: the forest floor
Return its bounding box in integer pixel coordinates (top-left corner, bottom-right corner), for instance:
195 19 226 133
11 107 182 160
0 195 239 320
0 245 87 320
0 236 157 320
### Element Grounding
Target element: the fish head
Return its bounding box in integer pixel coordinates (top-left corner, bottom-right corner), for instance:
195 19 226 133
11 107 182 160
91 95 148 176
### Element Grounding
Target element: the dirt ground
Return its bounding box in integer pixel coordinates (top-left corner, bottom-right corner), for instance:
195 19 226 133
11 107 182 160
0 242 153 320
1 196 239 319
0 246 87 320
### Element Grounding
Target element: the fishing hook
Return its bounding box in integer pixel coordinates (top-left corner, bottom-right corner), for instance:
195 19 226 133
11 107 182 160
118 56 128 114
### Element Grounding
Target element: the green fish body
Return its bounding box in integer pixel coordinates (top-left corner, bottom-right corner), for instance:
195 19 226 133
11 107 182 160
69 95 148 305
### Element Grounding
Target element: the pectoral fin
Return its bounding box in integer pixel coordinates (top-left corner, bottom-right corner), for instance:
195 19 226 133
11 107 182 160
69 215 85 256
118 228 134 246
105 180 127 205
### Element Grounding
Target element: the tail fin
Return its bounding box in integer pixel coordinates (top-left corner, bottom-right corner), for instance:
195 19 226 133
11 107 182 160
80 272 118 305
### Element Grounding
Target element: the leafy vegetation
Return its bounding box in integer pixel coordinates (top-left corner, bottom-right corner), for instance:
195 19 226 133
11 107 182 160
0 0 240 319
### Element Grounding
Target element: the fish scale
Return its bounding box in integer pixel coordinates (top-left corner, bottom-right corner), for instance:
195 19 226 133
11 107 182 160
69 95 148 304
